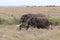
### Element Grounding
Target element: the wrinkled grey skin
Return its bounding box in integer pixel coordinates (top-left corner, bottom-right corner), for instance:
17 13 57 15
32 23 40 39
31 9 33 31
19 14 51 30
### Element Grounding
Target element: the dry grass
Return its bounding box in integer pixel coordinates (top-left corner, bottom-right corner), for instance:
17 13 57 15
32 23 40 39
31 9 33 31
0 7 60 18
0 7 60 40
0 25 60 40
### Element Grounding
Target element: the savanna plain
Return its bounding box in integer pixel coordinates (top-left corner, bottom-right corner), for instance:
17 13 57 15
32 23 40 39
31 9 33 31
0 6 60 40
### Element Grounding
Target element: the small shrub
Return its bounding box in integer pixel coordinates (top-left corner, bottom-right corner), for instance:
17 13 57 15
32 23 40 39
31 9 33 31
50 18 60 26
0 17 6 24
11 14 14 17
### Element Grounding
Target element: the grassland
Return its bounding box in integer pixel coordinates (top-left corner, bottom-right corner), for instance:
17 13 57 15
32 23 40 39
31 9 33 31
0 6 60 40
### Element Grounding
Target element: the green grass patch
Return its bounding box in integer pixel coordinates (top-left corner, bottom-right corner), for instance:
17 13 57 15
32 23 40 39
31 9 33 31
50 18 60 26
0 17 6 24
0 16 20 25
0 15 60 26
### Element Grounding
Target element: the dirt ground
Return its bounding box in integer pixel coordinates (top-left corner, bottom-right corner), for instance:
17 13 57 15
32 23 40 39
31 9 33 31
0 7 60 40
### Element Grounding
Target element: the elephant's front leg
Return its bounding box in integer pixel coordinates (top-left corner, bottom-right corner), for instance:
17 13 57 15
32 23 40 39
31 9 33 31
19 23 23 30
25 24 29 30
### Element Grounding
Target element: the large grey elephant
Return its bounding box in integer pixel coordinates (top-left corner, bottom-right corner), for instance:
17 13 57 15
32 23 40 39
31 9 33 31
19 14 51 30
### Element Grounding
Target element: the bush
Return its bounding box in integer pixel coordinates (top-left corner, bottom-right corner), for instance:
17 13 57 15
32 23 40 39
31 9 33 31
0 16 20 25
0 17 6 24
50 18 60 26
